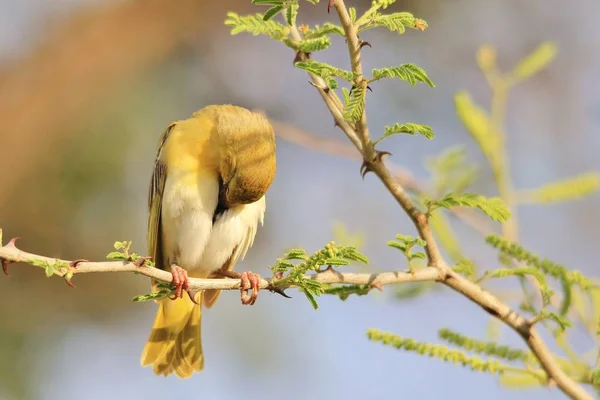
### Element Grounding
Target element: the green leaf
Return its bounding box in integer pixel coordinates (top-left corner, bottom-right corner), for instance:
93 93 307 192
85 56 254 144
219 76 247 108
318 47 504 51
225 12 288 40
387 241 406 252
486 267 553 307
410 252 426 260
113 241 129 251
302 288 319 310
263 5 284 21
371 64 434 87
132 290 171 302
499 373 545 389
341 87 351 105
348 7 357 23
252 0 285 4
295 36 331 52
324 284 373 300
359 12 423 35
425 193 510 223
592 370 600 385
302 23 345 39
518 172 600 205
374 123 434 145
438 328 533 363
512 42 557 81
294 60 354 81
106 251 127 260
44 262 57 278
454 92 501 169
284 249 307 260
534 311 572 332
285 3 299 25
486 235 595 290
453 259 475 279
343 86 366 124
323 258 350 266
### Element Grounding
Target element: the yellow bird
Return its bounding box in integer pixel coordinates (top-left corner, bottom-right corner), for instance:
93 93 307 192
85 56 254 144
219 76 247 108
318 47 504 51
140 105 276 378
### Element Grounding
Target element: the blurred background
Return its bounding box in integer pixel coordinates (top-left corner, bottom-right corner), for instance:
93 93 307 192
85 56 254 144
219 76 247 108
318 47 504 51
0 0 598 399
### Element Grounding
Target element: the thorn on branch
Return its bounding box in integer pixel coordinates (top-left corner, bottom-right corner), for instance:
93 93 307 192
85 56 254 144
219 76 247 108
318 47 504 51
327 0 335 14
64 272 76 288
360 151 391 179
1 258 10 276
269 286 292 299
69 259 89 269
359 40 372 49
2 237 20 276
308 81 329 94
134 256 152 267
293 50 310 64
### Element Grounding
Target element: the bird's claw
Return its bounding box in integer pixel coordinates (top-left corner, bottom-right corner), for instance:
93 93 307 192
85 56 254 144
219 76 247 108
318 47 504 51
170 265 190 299
360 150 392 179
240 271 261 306
186 288 201 305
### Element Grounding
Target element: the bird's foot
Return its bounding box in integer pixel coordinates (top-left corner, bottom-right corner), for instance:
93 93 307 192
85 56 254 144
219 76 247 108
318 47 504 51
240 271 261 306
170 265 190 299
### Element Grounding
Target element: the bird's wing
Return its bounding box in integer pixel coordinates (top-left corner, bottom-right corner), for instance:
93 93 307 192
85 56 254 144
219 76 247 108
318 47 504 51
147 123 176 274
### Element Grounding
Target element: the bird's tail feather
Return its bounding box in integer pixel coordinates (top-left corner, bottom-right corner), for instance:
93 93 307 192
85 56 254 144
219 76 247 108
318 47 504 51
140 294 204 378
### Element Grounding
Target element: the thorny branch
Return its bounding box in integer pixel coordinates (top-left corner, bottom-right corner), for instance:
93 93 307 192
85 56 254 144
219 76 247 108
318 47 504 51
307 1 591 399
0 235 441 293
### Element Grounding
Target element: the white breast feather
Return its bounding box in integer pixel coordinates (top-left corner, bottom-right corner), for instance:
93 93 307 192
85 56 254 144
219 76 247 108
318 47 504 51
161 170 219 273
162 166 266 277
201 196 266 274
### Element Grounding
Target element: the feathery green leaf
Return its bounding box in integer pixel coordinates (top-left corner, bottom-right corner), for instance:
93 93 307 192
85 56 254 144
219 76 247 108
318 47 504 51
225 12 288 40
374 123 434 145
371 64 434 87
518 172 600 205
512 42 557 81
294 60 354 81
343 85 366 124
425 193 510 223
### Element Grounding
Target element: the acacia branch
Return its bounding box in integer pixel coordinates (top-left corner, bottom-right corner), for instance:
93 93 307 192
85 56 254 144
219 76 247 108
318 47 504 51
317 2 592 399
0 236 441 292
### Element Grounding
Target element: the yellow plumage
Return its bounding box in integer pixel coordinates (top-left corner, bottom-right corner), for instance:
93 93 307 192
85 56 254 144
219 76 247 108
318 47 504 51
141 105 276 378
